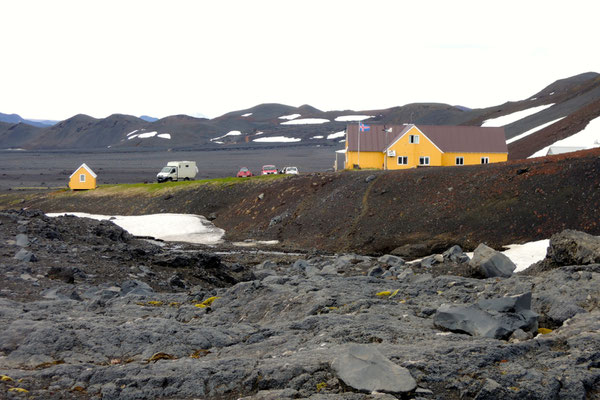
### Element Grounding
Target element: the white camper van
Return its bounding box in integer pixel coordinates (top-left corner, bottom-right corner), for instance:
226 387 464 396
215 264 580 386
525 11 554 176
157 161 198 182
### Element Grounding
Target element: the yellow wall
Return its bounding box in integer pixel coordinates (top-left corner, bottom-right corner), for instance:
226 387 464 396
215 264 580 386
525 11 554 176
385 126 443 169
441 152 508 166
345 150 384 169
69 168 96 190
345 126 508 170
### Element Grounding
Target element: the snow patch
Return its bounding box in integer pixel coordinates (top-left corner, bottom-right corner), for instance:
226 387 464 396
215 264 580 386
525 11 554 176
253 136 301 143
279 113 301 120
311 135 324 139
506 117 565 144
529 115 600 158
157 133 171 139
46 213 225 245
327 130 346 139
210 130 244 142
503 240 550 272
464 239 549 273
281 118 330 125
126 129 138 136
255 131 264 135
482 104 555 127
241 113 253 117
138 131 157 139
335 115 373 122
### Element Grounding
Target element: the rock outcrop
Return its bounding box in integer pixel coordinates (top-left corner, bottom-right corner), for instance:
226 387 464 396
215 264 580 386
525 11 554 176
1 211 600 399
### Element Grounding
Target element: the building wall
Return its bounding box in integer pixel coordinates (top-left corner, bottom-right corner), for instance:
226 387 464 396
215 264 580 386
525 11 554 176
386 126 443 169
69 168 96 190
345 150 384 169
441 152 508 166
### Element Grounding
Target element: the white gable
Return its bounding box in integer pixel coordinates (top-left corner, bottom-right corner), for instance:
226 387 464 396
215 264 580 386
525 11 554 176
69 163 97 179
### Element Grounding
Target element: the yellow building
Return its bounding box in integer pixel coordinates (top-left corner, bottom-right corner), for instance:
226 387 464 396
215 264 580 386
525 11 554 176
345 124 508 170
68 163 97 190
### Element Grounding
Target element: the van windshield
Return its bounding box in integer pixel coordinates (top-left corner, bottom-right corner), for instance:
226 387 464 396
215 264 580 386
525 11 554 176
160 167 172 173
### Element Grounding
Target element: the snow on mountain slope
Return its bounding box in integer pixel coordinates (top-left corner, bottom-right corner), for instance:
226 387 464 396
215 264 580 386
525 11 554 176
529 115 600 157
334 115 373 122
482 104 555 127
253 136 301 143
506 117 565 144
281 118 329 125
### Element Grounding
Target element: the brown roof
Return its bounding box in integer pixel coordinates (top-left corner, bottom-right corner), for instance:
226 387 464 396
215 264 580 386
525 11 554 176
346 124 507 153
346 124 410 152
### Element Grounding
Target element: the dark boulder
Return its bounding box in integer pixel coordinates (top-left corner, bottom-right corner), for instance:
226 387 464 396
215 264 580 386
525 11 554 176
331 344 416 394
469 243 516 278
434 292 538 339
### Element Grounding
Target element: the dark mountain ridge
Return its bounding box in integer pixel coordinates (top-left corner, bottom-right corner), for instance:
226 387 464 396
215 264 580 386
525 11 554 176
1 72 599 158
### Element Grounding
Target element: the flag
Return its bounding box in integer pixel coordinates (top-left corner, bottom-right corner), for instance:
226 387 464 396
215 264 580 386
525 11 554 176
359 122 370 132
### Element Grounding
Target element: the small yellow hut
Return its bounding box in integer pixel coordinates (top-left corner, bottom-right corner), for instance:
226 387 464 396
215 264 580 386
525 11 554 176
68 163 97 190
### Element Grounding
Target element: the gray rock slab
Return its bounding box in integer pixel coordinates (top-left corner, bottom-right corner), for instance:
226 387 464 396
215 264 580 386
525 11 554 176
434 292 538 339
16 234 29 247
547 229 600 266
377 255 405 268
14 248 37 262
331 344 416 394
469 243 515 278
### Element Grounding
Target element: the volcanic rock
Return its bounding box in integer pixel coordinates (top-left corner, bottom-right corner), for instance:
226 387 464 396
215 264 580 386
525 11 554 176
469 243 516 278
331 344 416 394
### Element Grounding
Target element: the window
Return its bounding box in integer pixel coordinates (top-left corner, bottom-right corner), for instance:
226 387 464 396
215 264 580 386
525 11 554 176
409 135 419 144
419 156 430 165
79 174 86 182
481 157 489 164
397 156 408 165
456 157 464 165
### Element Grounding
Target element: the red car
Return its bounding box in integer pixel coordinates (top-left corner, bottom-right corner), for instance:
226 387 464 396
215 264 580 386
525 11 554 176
237 167 253 178
261 165 278 175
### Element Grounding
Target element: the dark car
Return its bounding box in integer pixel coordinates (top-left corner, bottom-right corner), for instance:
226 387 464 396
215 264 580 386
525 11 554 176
236 167 253 178
261 165 278 175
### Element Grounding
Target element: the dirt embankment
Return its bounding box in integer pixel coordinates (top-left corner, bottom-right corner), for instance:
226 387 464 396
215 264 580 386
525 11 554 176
3 148 600 256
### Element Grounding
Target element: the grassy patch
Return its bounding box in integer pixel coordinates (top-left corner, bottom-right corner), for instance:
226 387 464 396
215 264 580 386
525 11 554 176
73 174 290 195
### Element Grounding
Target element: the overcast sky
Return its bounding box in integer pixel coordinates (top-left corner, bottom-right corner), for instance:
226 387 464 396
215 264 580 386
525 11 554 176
2 0 598 120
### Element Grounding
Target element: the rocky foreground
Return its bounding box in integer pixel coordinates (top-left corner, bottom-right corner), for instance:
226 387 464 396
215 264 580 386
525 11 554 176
1 210 600 399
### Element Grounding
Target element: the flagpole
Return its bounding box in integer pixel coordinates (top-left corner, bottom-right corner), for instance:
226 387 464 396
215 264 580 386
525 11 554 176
357 122 360 168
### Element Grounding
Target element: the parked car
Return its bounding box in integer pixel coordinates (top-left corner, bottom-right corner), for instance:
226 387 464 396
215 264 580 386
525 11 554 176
281 166 299 175
261 165 278 175
236 167 253 178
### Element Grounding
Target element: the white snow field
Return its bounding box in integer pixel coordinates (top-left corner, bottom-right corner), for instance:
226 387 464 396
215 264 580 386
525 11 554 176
334 115 373 122
327 131 346 140
210 130 244 142
253 136 301 143
506 117 566 144
529 115 600 158
47 213 225 245
465 239 550 273
502 239 550 272
127 131 171 140
278 113 301 120
482 104 555 127
281 118 330 125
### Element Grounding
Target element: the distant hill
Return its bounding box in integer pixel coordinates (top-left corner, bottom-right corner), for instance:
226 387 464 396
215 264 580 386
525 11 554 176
139 115 158 122
0 112 57 128
1 72 599 158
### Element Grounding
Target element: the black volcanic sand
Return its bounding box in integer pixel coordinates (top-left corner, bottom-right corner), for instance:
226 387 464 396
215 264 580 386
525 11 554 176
0 146 339 191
